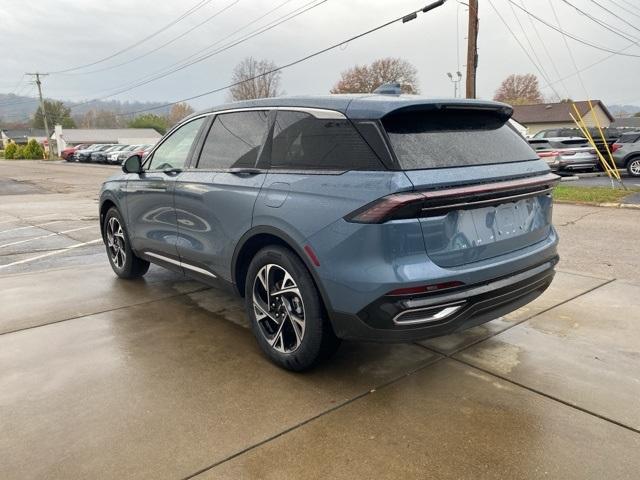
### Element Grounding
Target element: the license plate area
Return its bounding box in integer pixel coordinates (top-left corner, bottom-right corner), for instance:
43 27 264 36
420 195 552 267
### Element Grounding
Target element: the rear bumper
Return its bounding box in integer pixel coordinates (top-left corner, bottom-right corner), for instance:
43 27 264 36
328 258 557 342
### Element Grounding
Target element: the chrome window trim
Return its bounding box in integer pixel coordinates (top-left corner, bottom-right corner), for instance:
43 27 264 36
146 107 345 169
145 251 217 278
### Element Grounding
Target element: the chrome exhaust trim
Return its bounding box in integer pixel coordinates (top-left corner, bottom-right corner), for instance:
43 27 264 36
392 302 465 326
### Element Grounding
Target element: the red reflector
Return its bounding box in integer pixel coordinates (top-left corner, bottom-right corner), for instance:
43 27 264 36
386 281 464 297
304 245 320 267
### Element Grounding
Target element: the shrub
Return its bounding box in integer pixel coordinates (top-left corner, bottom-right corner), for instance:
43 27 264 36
14 145 26 159
4 142 17 159
22 139 45 159
0 150 4 159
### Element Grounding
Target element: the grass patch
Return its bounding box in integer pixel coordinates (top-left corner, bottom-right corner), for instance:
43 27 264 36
553 184 639 204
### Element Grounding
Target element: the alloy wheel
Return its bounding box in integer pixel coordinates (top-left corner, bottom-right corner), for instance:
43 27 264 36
252 264 306 353
106 217 126 269
630 159 640 176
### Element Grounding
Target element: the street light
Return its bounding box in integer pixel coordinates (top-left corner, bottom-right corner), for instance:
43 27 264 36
446 71 462 98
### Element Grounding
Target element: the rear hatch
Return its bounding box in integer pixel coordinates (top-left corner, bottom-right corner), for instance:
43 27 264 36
381 104 557 268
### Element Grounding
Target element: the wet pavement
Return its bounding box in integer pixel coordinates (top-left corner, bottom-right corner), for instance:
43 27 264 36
1 160 639 479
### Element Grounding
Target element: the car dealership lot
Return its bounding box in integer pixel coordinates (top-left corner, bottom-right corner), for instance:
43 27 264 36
1 160 639 479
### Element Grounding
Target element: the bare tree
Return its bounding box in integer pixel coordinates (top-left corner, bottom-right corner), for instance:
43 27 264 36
493 74 543 105
330 58 419 94
168 102 195 126
229 57 282 101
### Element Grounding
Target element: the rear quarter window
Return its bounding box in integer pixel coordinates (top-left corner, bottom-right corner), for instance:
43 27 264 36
617 133 640 143
382 109 537 170
270 110 382 170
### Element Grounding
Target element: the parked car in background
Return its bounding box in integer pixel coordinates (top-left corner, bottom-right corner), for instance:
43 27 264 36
90 145 130 164
612 131 640 177
108 144 153 165
532 126 633 167
106 145 138 165
61 144 91 161
529 137 598 173
74 144 117 162
100 95 559 370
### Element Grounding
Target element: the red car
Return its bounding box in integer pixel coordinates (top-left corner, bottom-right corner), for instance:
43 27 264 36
61 144 91 161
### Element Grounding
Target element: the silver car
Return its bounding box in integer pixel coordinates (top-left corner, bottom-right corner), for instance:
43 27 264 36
612 131 640 177
529 137 598 173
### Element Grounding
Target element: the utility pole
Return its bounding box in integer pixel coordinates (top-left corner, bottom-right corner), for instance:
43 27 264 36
25 72 53 160
465 0 478 99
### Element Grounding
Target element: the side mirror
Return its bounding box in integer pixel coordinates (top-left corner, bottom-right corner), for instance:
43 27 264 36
122 154 143 174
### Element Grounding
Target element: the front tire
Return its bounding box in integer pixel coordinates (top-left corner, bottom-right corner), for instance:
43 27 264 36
627 157 640 177
103 207 150 279
245 246 340 371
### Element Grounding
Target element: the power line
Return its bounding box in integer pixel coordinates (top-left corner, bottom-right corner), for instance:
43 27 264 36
506 0 557 98
68 0 327 110
507 0 640 57
589 0 640 34
59 0 243 76
603 0 640 20
48 0 216 74
487 0 562 99
540 41 639 89
560 0 640 43
114 0 447 118
519 0 570 98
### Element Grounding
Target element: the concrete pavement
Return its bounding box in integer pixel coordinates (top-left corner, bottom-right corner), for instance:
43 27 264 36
1 160 639 479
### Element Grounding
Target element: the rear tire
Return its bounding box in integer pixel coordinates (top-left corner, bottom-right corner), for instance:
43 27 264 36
245 246 340 371
627 157 640 177
103 207 150 279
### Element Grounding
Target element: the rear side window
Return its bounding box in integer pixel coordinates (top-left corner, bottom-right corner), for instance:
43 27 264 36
618 133 640 143
382 109 537 170
198 111 269 169
270 111 381 170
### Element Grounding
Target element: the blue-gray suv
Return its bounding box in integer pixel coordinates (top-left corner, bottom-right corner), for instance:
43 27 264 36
100 94 560 371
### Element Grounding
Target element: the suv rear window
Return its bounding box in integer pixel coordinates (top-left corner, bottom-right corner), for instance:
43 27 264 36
270 111 381 170
382 109 537 170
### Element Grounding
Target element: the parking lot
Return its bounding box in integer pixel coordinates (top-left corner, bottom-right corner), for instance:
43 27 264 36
1 159 639 479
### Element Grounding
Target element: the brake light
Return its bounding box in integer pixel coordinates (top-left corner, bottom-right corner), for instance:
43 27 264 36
386 281 464 296
345 192 425 223
538 151 559 158
561 150 576 156
612 143 621 152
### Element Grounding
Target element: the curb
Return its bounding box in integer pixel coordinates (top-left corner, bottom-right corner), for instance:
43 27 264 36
555 200 640 209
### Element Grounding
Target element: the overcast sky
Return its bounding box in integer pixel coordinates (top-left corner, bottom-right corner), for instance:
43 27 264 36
1 0 639 110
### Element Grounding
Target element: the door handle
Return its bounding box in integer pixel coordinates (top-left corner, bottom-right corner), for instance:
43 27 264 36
229 168 262 176
163 168 183 176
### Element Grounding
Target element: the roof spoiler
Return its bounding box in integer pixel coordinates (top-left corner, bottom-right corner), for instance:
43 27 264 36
381 101 514 122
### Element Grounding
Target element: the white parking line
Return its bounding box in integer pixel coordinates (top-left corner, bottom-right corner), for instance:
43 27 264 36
0 213 62 226
0 238 103 270
0 226 96 249
0 220 67 234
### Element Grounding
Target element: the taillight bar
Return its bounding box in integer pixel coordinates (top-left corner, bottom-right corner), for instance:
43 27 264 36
345 172 560 224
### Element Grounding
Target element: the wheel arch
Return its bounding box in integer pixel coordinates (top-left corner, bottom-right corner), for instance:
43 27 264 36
232 226 334 315
624 153 640 167
99 194 122 238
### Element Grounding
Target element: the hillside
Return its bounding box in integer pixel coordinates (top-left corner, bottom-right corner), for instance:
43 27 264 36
0 94 171 124
609 104 640 117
